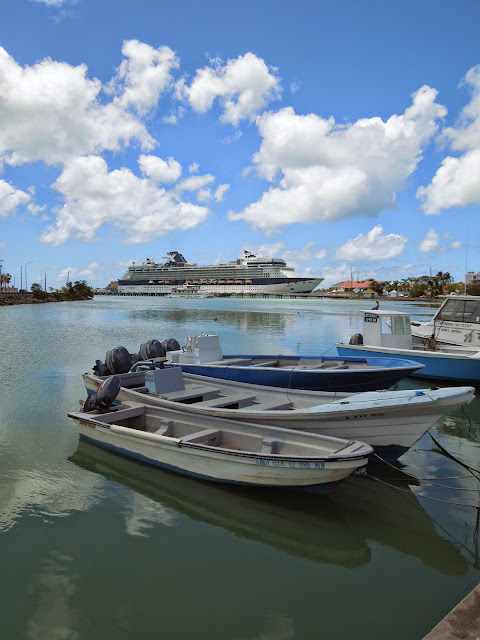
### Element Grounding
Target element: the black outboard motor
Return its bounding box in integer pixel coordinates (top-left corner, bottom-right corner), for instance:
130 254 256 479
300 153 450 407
349 333 364 345
106 346 134 373
83 375 121 413
161 338 181 352
93 346 133 376
138 339 166 361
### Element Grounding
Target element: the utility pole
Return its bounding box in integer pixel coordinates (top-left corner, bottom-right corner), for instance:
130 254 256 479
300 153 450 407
0 259 3 292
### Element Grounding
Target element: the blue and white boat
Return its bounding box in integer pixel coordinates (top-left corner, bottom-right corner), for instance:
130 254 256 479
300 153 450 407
411 294 480 348
336 309 480 385
163 334 424 392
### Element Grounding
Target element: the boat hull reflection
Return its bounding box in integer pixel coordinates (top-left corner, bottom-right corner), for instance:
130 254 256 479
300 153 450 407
69 441 468 575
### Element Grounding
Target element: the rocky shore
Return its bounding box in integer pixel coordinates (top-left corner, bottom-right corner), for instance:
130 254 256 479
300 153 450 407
0 293 92 306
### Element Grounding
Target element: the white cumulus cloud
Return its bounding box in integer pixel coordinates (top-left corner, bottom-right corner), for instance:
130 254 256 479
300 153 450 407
419 228 440 252
177 174 215 192
335 225 407 261
214 184 229 202
108 40 179 115
39 156 210 245
417 66 480 214
229 86 446 231
0 45 157 167
179 52 280 125
0 180 31 217
29 0 72 6
56 267 76 282
418 228 463 253
138 154 182 183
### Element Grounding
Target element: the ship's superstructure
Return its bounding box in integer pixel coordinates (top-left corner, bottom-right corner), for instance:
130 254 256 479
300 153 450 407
118 251 323 295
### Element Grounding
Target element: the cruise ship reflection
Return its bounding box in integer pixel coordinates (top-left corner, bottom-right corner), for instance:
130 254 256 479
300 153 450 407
69 440 369 569
127 307 291 334
69 442 468 575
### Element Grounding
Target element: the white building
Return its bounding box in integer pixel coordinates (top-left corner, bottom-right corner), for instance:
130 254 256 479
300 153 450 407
466 271 480 285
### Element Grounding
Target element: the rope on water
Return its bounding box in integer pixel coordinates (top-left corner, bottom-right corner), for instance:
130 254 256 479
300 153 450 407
458 406 480 444
428 432 480 478
366 472 480 509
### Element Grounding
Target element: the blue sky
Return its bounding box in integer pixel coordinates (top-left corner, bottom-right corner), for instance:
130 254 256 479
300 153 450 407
0 0 479 289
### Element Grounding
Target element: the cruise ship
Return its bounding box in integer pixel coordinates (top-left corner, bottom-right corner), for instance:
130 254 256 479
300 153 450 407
118 251 324 295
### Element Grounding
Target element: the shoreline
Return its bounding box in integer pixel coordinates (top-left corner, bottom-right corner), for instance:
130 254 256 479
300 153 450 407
0 291 441 306
0 293 92 306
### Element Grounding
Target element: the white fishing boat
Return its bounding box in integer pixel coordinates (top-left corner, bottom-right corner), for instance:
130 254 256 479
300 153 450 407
82 366 475 462
411 294 480 348
68 399 372 492
336 309 480 384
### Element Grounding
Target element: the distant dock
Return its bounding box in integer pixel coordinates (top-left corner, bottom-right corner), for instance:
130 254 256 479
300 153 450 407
95 290 438 303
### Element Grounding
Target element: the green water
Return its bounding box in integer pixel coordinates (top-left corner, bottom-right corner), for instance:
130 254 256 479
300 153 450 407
0 296 479 639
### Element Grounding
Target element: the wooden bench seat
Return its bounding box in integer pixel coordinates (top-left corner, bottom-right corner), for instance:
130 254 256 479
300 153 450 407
192 393 257 409
161 385 220 402
239 399 292 411
180 428 221 444
251 360 279 367
216 358 253 366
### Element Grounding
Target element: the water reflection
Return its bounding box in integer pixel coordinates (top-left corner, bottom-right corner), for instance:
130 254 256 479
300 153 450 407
126 307 291 337
69 440 370 569
26 550 79 640
69 441 468 576
332 470 469 576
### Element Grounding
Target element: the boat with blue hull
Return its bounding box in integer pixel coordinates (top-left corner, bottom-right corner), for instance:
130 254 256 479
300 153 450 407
162 334 423 392
336 309 480 385
82 366 475 463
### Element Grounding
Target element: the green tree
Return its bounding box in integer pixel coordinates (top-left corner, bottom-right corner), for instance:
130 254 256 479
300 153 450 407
466 282 480 296
0 272 11 289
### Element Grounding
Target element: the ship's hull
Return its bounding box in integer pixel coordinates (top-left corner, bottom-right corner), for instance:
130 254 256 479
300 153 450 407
118 277 323 295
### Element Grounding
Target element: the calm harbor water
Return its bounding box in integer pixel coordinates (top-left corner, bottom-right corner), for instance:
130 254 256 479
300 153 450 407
1 295 479 640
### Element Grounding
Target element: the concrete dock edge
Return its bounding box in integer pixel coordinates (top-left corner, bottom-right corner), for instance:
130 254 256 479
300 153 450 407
423 583 480 639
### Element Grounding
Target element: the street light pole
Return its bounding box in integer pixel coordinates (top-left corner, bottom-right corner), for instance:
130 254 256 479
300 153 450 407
25 261 33 292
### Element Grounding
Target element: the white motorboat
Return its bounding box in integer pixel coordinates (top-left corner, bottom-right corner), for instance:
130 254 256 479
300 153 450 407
68 399 372 493
166 285 213 299
411 294 480 348
82 366 475 462
336 309 480 384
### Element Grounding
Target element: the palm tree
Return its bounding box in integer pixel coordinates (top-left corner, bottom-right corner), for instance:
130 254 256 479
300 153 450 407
0 272 11 290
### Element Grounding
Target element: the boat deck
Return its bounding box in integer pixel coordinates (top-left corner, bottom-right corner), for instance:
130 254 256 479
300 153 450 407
208 357 373 370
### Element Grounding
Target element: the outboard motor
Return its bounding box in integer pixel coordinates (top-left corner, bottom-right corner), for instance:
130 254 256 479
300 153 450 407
106 346 133 374
93 346 133 376
161 338 181 352
349 333 364 345
138 339 166 361
83 375 121 413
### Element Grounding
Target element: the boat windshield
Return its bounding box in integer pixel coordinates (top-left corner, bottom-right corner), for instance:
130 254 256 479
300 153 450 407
381 316 409 335
438 299 480 324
